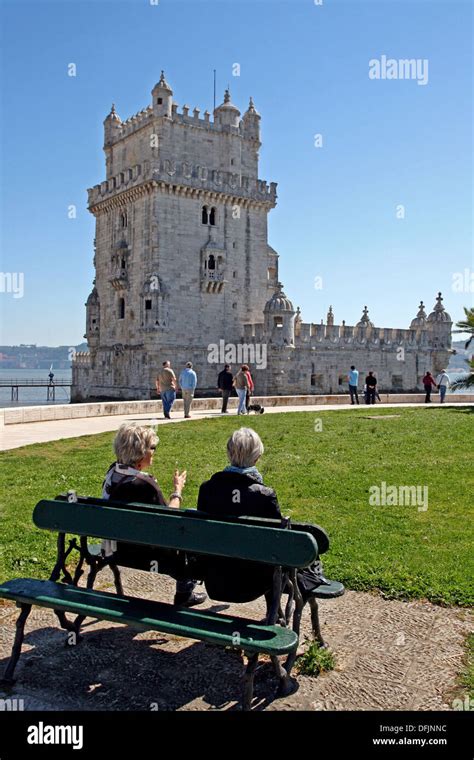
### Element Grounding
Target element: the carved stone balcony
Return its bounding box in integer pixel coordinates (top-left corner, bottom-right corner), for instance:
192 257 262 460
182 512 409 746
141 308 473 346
201 270 225 293
109 269 129 290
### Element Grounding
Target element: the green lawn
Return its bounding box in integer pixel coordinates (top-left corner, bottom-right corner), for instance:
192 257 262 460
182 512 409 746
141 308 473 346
0 407 472 606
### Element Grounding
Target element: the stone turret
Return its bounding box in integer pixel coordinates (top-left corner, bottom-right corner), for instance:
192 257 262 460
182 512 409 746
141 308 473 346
85 286 100 349
356 305 374 328
427 292 451 326
152 71 173 118
214 88 240 128
242 97 261 143
295 306 302 337
427 292 452 358
410 300 427 331
103 103 122 146
327 305 334 326
264 282 295 346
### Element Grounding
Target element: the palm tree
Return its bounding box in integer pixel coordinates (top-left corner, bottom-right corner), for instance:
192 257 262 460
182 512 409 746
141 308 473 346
451 307 474 390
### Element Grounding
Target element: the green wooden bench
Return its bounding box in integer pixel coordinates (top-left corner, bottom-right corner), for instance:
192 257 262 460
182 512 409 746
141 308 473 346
0 497 344 709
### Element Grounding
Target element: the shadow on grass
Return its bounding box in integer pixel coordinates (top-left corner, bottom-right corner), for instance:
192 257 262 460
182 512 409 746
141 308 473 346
423 405 474 414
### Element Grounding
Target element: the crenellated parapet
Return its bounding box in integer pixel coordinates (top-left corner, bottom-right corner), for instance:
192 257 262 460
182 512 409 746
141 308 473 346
73 352 91 365
240 294 452 353
102 77 263 149
88 160 277 211
293 323 432 348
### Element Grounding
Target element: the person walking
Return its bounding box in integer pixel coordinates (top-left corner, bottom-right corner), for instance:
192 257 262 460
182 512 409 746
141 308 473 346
422 371 437 403
178 362 197 418
436 369 450 403
156 360 177 419
347 365 359 405
243 364 254 413
217 364 233 413
365 371 377 405
233 366 249 415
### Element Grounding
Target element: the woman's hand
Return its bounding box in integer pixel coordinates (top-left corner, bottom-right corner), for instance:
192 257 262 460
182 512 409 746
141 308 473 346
173 469 187 494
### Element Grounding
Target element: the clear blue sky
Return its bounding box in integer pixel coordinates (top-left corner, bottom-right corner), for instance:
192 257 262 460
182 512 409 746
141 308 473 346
0 0 472 345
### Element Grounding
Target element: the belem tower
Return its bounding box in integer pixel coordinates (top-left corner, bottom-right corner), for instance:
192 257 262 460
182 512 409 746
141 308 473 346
72 72 452 401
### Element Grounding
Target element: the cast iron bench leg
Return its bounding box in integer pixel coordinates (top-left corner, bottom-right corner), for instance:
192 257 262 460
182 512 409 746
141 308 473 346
0 603 32 686
110 562 124 596
242 653 259 710
284 572 304 676
308 596 326 648
271 655 294 697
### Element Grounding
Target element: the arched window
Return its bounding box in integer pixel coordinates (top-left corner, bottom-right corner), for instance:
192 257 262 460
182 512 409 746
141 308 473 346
118 298 125 319
120 212 127 228
209 207 216 226
208 254 216 270
201 206 208 224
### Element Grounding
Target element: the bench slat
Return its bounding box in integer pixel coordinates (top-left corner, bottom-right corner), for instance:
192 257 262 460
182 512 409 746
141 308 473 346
34 500 318 568
56 495 331 554
0 579 298 656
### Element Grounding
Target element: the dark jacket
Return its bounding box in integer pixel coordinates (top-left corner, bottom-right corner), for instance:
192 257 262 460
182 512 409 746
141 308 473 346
101 464 187 577
197 470 282 602
198 470 281 520
217 369 234 391
103 463 167 506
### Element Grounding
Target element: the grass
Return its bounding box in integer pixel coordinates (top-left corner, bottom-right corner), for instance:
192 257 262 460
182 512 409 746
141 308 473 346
0 407 473 606
296 640 336 676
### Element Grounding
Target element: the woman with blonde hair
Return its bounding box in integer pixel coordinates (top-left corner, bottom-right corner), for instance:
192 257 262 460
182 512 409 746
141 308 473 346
102 421 206 607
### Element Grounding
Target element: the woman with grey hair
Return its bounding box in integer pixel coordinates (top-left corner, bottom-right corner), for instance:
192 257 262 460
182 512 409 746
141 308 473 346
197 427 328 602
102 421 206 607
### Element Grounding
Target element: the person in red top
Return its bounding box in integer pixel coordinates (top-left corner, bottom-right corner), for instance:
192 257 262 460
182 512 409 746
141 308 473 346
242 364 254 414
422 371 437 403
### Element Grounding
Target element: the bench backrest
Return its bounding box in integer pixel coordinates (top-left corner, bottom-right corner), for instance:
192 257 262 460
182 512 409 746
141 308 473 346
34 499 318 569
55 494 330 554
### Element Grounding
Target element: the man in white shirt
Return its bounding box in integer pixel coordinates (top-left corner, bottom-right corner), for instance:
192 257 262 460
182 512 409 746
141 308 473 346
436 369 450 403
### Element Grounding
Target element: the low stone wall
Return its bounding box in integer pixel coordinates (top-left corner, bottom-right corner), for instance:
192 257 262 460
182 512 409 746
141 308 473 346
1 393 473 426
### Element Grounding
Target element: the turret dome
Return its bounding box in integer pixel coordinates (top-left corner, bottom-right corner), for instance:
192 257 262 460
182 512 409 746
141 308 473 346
427 292 451 323
356 306 374 328
410 301 427 329
264 283 294 313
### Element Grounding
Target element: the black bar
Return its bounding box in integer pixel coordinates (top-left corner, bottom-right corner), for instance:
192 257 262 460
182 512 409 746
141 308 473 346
0 711 471 757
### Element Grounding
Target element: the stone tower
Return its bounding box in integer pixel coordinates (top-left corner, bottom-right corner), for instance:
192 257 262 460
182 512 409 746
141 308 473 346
74 74 279 399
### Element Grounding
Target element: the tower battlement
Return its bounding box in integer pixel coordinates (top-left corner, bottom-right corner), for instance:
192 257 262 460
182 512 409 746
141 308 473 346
87 160 277 211
104 100 261 145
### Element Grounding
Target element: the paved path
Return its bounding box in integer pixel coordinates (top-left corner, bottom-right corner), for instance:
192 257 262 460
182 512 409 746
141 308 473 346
1 401 472 451
0 569 471 711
